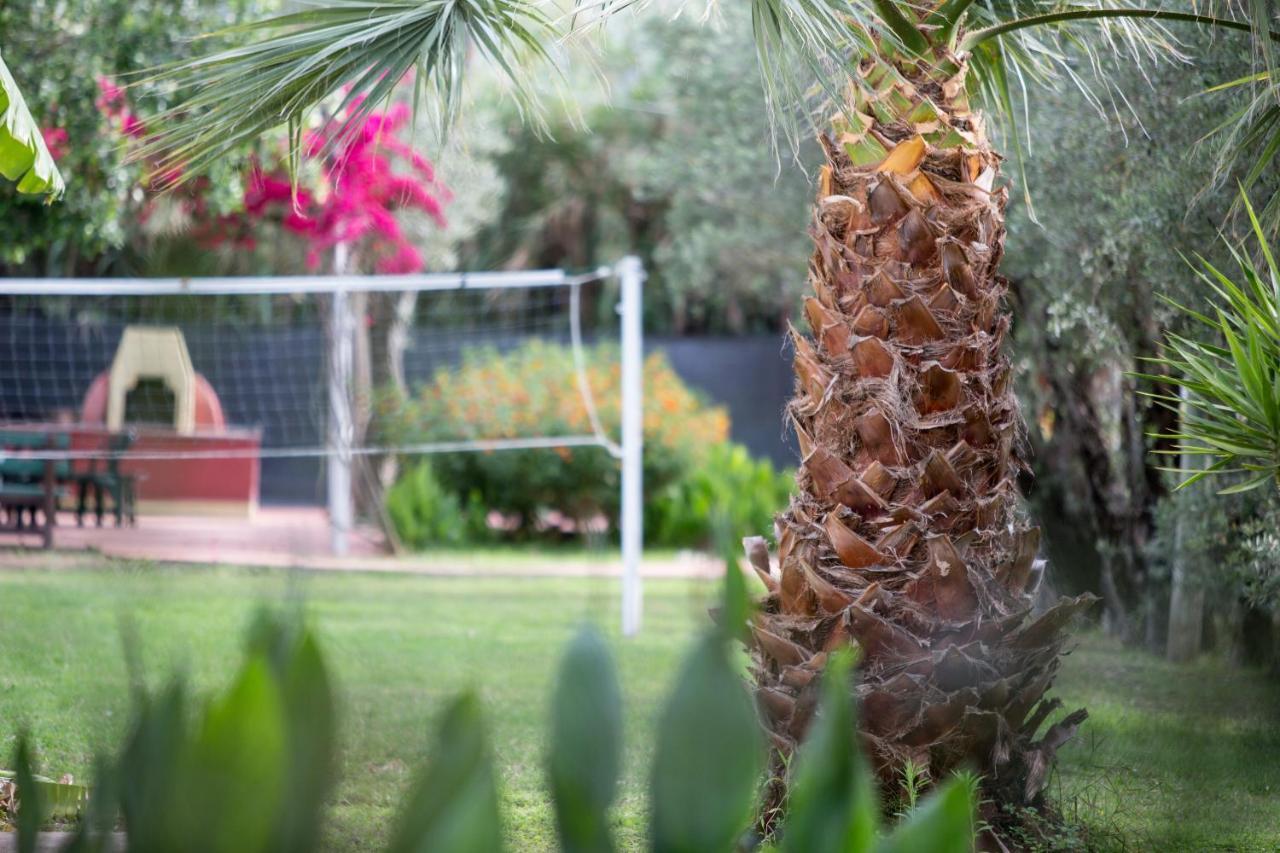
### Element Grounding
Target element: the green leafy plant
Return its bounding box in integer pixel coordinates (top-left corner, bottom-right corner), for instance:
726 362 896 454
648 569 764 852
9 611 336 853
546 628 622 853
1144 192 1280 494
386 693 505 853
6 576 976 852
386 460 490 548
649 442 794 555
896 759 931 817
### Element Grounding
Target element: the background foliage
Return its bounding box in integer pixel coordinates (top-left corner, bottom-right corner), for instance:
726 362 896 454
648 442 794 554
1002 34 1274 647
460 6 816 335
385 461 492 549
0 0 267 275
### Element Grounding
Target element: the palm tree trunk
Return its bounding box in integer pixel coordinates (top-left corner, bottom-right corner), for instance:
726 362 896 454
748 50 1096 823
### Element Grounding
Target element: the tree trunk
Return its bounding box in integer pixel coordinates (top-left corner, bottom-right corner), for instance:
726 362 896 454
367 291 417 504
369 291 417 396
1167 388 1204 662
747 49 1095 825
1166 576 1205 662
350 290 416 549
1041 365 1148 640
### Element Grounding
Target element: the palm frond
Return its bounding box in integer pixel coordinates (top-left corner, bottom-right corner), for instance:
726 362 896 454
138 0 556 181
1144 191 1280 494
958 1 1280 231
956 0 1198 213
1194 67 1280 234
143 0 1280 193
745 0 876 143
1150 0 1280 236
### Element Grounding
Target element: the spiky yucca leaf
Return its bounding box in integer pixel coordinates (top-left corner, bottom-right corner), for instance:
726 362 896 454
1142 192 1280 493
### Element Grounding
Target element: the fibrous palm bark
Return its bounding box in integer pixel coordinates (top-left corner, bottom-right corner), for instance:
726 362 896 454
745 43 1097 823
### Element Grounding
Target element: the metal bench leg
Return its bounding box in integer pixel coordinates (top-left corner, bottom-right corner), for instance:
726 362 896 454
77 481 88 526
111 482 124 527
43 460 56 549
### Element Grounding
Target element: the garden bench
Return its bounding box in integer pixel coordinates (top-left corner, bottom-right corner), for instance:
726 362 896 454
73 430 138 527
0 431 71 549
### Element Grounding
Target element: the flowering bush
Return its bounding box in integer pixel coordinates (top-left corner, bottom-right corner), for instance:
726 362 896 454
76 73 451 277
381 341 729 538
1 0 271 274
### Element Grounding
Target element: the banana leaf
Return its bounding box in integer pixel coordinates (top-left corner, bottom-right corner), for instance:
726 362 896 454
0 50 65 198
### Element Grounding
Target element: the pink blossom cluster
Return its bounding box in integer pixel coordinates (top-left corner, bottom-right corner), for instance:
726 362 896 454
40 127 69 161
245 101 451 273
95 76 147 139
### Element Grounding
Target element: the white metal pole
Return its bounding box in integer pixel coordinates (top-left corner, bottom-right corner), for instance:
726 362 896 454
328 244 355 556
0 269 572 295
618 256 645 636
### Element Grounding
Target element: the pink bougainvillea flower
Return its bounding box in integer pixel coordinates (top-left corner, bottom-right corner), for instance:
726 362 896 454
146 89 450 271
41 127 69 161
237 99 450 273
95 76 126 115
121 113 147 139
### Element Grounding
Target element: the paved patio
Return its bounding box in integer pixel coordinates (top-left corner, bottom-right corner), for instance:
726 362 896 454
0 507 722 579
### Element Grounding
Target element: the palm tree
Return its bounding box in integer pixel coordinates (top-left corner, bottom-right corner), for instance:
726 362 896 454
144 0 1279 830
0 50 64 197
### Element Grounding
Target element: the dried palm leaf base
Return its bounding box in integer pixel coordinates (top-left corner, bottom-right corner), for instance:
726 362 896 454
748 49 1097 838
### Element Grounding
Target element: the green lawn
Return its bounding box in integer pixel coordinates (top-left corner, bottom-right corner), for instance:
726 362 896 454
1052 633 1280 851
0 561 1277 851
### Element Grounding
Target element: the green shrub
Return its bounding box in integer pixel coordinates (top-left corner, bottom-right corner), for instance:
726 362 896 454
380 341 729 539
386 461 490 548
7 576 976 852
650 442 794 555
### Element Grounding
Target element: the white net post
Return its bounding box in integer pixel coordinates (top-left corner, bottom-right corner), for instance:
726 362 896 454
618 256 645 637
327 244 355 556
